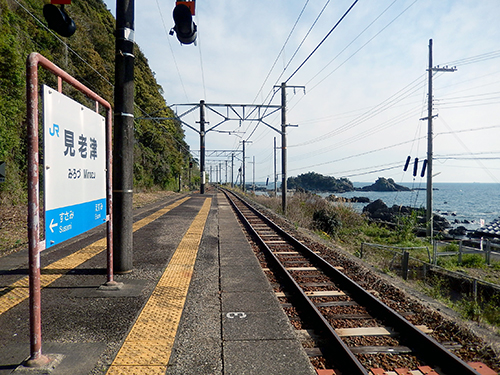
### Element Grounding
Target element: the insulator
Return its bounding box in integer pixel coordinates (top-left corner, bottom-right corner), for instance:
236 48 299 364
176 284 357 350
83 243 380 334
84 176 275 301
421 159 428 177
403 156 411 171
413 157 419 177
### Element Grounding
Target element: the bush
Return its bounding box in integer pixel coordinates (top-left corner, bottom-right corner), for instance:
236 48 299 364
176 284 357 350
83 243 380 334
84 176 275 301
461 254 485 268
313 208 341 236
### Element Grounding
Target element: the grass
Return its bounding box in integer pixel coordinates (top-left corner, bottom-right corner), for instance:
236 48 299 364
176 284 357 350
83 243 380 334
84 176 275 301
245 189 500 330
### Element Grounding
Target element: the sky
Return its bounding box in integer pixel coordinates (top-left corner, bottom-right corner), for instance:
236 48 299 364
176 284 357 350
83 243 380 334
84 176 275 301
104 0 500 184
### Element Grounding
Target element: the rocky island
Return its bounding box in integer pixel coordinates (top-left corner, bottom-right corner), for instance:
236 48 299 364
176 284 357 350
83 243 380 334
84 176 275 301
357 177 411 192
287 173 411 193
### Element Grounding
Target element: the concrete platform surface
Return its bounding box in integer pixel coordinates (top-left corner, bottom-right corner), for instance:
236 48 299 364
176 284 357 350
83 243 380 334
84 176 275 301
0 191 315 375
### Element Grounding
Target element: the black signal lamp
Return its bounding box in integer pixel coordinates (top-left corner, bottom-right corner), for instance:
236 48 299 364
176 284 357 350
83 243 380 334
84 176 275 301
43 4 76 37
170 3 197 45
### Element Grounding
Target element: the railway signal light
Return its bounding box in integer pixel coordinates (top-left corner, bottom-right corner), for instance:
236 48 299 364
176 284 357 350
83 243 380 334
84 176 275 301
189 161 193 168
43 2 76 37
170 2 197 45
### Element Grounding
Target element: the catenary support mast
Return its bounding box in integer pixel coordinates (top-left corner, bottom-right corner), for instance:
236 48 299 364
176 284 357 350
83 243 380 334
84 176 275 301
113 0 135 273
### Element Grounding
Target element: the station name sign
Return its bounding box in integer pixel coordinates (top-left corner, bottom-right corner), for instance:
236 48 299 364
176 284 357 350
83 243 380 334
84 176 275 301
43 85 106 248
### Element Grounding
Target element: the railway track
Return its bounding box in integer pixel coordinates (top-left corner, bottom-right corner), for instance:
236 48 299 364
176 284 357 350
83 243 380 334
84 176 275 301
221 188 495 375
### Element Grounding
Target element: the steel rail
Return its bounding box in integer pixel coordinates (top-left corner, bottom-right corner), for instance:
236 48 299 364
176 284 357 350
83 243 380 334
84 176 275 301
222 189 368 375
222 188 481 375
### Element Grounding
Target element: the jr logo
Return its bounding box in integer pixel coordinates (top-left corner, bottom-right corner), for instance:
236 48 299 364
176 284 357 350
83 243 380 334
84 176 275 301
49 123 60 137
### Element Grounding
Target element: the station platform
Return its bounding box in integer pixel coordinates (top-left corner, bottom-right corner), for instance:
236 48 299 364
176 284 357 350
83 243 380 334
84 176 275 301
0 191 316 374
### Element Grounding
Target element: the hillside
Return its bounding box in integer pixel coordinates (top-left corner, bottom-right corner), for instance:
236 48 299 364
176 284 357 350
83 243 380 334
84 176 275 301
0 0 193 205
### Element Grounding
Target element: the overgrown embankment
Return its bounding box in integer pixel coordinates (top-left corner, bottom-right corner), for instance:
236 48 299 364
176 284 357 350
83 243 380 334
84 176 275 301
0 0 195 206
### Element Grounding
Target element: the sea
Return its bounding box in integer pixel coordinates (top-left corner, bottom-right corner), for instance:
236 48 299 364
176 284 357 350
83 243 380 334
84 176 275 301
256 182 500 231
327 182 500 231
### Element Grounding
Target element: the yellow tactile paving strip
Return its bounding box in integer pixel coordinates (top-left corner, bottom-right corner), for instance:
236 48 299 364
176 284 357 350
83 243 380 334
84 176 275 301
0 197 190 316
107 198 212 375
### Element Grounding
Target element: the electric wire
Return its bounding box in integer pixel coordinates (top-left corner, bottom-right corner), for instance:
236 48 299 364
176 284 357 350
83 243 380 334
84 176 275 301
437 117 499 183
289 73 427 147
442 50 500 68
251 0 310 105
288 135 426 172
285 0 359 83
306 0 414 90
332 162 403 178
12 0 113 88
289 104 423 163
155 0 191 102
278 0 331 84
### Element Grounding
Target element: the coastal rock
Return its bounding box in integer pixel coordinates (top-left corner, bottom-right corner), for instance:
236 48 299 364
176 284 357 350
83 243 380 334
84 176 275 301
362 199 393 221
358 177 411 192
363 198 451 231
351 196 370 203
449 226 468 236
327 195 370 203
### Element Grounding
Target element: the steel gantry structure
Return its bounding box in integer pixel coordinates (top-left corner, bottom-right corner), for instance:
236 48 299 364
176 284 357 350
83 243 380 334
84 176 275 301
142 100 281 194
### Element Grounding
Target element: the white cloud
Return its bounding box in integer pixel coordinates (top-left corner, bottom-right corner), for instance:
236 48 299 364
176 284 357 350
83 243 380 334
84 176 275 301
105 0 500 183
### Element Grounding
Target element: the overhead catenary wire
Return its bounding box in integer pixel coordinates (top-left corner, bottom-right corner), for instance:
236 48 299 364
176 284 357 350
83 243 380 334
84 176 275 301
305 0 417 91
285 0 359 84
251 0 310 106
278 0 332 83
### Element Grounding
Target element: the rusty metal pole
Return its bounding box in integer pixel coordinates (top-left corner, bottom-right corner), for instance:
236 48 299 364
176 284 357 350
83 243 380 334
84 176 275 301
26 53 49 367
25 52 117 364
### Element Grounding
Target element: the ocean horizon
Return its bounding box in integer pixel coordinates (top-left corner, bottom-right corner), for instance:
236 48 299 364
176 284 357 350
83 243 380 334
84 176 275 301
253 181 500 230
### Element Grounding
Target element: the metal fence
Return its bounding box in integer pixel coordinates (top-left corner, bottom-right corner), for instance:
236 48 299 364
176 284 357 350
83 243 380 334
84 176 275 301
434 239 500 266
359 242 500 303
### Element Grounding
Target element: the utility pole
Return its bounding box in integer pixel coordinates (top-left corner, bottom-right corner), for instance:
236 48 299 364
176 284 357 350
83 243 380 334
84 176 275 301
424 39 456 240
231 153 234 187
274 137 277 196
113 0 135 273
281 82 287 213
199 100 206 194
225 160 228 184
253 155 255 192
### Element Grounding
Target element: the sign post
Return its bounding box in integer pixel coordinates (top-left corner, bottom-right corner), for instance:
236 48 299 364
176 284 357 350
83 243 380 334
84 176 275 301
26 53 116 367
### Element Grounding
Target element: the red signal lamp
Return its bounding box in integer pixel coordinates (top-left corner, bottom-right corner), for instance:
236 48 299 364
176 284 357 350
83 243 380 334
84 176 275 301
176 1 195 15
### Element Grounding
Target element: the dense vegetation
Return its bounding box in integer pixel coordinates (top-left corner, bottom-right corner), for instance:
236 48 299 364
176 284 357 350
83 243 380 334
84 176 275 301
287 171 354 193
0 0 195 205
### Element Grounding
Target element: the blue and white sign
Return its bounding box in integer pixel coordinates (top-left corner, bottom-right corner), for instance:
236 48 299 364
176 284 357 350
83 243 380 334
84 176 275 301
43 85 107 248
